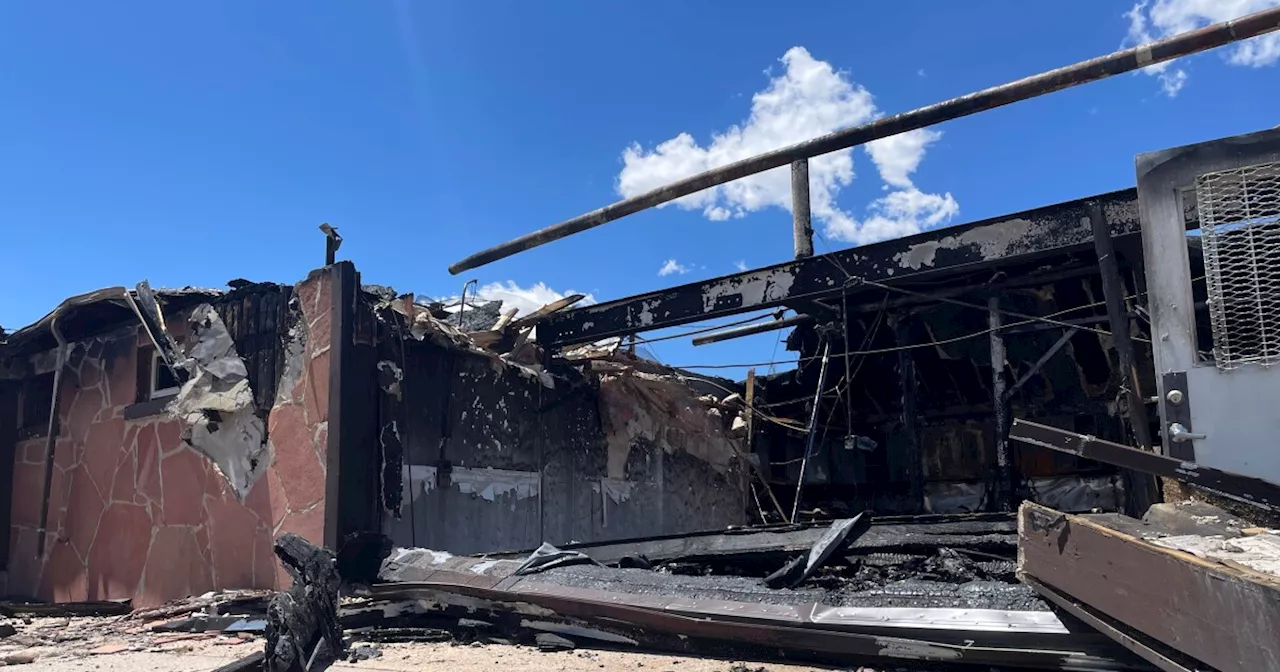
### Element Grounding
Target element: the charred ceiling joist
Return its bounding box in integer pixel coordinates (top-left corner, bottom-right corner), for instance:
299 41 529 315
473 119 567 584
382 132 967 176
539 189 1147 348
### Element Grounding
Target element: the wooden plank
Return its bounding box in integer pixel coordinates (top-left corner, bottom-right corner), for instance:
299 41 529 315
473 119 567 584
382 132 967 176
1017 502 1280 672
1022 575 1196 672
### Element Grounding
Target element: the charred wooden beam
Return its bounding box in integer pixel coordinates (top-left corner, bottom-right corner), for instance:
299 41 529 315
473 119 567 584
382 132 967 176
1003 327 1077 400
368 565 1146 670
449 6 1280 274
540 190 1144 347
1089 202 1160 516
894 317 923 510
989 297 1013 512
267 534 342 672
325 262 383 548
1022 575 1198 672
1009 418 1280 510
1017 501 1280 672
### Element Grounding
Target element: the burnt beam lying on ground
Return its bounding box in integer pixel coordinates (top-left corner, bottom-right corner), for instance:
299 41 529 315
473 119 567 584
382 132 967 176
539 190 1144 347
364 566 1146 670
1017 501 1280 672
483 513 1019 565
1009 418 1280 510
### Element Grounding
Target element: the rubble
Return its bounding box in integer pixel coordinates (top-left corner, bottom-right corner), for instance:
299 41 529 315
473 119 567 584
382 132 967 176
762 513 871 589
0 590 270 668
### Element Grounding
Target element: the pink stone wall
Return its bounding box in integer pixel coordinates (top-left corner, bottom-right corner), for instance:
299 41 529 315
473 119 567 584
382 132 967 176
5 270 333 607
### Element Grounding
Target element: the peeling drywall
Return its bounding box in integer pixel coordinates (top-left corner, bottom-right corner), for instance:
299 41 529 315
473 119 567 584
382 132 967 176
451 466 541 501
381 420 404 512
597 371 743 480
377 360 403 399
401 464 438 504
401 464 544 504
593 477 635 504
274 324 307 405
168 304 270 500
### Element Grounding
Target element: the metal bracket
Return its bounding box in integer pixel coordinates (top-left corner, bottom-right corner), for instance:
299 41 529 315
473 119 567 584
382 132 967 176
1009 418 1280 511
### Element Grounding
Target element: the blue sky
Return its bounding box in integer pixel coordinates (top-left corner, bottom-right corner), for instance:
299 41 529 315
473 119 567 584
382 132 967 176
2 1 1278 375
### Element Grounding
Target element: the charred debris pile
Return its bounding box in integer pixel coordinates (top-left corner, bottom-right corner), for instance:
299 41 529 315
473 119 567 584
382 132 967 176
238 518 1131 672
288 517 1132 672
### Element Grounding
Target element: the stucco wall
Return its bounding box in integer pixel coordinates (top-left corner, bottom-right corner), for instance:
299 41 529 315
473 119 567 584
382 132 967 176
3 270 332 607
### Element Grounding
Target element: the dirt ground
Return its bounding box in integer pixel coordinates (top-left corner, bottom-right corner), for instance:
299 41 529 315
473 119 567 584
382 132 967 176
7 639 849 672
0 613 862 672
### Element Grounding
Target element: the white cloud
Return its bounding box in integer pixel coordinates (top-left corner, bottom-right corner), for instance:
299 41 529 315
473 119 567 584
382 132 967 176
616 47 958 247
829 188 959 244
658 259 690 276
734 260 748 271
472 281 594 318
1124 0 1280 97
865 129 942 189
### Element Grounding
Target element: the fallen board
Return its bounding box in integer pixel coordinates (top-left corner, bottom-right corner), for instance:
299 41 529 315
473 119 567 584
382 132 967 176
1017 501 1280 672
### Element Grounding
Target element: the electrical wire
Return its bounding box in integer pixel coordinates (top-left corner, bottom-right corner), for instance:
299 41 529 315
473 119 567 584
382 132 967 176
628 311 780 346
671 372 810 433
859 277 1151 344
665 281 1177 371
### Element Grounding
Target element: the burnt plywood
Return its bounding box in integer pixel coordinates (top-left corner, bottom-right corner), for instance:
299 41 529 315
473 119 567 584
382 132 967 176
1017 502 1280 672
382 334 748 555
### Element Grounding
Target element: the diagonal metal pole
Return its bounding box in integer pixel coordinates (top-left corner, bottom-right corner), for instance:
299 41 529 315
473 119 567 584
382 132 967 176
450 7 1280 274
1003 327 1078 402
791 341 831 523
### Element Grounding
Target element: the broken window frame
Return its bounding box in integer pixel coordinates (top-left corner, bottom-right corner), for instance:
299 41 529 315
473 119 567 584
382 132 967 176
146 348 181 400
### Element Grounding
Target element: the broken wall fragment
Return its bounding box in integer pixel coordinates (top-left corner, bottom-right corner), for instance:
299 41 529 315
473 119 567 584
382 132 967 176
169 304 271 500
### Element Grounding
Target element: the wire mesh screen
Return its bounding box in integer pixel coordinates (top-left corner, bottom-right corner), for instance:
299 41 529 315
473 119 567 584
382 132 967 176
1195 161 1280 370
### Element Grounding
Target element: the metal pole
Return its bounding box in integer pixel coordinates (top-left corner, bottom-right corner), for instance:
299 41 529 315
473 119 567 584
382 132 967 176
791 341 831 523
35 319 67 558
792 159 813 259
692 313 813 346
1088 202 1160 516
744 369 787 521
448 7 1280 274
988 297 1012 512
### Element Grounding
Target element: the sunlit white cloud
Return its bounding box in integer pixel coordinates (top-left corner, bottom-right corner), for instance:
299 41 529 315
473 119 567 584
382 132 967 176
616 46 958 246
1124 0 1280 97
658 259 691 276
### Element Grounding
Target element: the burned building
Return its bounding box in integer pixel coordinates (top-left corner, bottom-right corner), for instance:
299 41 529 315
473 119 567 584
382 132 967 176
529 189 1174 520
0 272 333 605
0 264 750 606
4 131 1271 615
